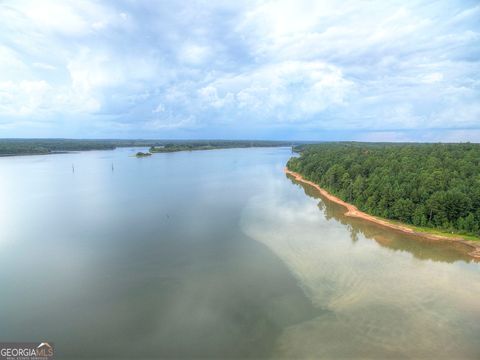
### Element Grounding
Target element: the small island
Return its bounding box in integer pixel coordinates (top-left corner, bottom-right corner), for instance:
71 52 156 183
135 151 152 157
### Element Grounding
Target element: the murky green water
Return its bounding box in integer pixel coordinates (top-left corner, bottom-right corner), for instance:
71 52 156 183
0 147 479 359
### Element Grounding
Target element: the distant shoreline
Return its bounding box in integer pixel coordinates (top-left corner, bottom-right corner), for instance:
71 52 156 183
0 139 292 157
0 144 290 158
0 151 71 157
285 168 480 259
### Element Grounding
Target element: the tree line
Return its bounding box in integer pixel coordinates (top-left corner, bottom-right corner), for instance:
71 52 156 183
287 143 480 237
0 139 292 156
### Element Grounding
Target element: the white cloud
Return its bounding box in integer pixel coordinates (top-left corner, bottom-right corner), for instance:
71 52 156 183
198 61 354 121
198 85 233 108
178 43 211 65
144 115 198 130
0 80 52 116
19 1 90 35
10 0 116 37
0 0 478 138
0 45 29 81
32 62 57 71
0 79 101 117
421 72 443 84
153 103 165 113
67 49 123 92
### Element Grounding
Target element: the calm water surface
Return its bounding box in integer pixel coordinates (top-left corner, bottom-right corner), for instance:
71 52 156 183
0 147 479 359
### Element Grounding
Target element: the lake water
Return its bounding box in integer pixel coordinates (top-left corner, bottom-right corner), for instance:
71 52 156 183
0 147 479 359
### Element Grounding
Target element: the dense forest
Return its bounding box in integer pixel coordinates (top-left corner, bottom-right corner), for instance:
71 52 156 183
0 139 292 156
287 143 480 237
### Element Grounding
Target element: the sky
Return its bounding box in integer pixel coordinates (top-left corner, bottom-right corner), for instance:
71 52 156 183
0 0 479 141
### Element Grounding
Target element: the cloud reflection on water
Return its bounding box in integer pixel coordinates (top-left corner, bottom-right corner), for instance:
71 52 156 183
240 175 480 358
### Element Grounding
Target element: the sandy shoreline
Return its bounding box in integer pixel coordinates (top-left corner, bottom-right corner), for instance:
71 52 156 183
285 168 480 259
